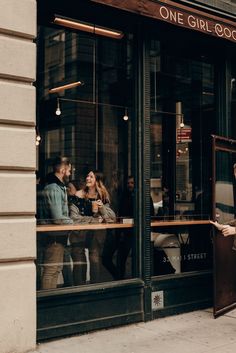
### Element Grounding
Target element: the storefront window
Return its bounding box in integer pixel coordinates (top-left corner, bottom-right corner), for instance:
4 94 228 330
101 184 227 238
36 26 135 290
149 38 214 275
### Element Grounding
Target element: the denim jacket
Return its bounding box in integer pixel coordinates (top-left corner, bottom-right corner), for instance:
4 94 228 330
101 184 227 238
37 175 73 225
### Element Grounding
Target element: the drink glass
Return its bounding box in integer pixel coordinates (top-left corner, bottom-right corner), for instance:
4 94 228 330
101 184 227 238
92 201 98 214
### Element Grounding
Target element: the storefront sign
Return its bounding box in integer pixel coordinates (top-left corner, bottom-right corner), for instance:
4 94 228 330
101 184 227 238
91 0 236 43
148 3 236 42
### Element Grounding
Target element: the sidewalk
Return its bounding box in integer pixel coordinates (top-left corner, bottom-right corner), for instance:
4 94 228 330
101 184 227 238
32 308 236 353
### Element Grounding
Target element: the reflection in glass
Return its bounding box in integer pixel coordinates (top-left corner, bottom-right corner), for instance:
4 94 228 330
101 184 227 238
215 151 236 223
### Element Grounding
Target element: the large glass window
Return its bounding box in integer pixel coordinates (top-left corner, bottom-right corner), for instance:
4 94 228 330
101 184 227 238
150 38 214 276
36 25 135 290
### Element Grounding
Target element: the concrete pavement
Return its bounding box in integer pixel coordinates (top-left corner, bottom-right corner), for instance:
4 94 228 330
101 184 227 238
32 308 236 353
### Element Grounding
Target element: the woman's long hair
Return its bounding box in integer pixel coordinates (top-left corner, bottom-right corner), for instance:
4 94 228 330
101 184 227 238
84 171 110 203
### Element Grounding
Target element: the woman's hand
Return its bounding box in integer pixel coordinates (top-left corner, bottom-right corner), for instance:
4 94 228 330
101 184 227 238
221 225 236 237
96 199 103 208
210 221 236 236
210 221 225 231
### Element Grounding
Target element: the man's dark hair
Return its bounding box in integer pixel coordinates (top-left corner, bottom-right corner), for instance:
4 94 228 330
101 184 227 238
52 156 71 173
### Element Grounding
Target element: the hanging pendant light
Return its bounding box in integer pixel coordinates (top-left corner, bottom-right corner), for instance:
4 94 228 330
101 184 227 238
55 98 61 116
123 108 128 121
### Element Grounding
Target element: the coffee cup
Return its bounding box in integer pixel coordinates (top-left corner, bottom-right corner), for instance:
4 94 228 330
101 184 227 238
92 201 98 214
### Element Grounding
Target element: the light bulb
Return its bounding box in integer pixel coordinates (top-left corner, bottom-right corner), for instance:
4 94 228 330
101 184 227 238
180 122 184 128
123 107 129 121
36 140 40 146
36 135 41 142
55 98 61 116
56 107 61 116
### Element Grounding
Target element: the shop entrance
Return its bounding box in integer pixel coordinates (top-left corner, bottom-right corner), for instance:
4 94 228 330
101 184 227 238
212 135 236 317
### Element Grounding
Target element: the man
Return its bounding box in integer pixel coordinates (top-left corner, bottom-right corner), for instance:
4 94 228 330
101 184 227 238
38 156 73 290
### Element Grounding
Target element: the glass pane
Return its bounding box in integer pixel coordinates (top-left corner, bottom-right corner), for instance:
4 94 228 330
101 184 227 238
150 38 214 275
36 26 135 290
150 39 215 221
215 151 236 223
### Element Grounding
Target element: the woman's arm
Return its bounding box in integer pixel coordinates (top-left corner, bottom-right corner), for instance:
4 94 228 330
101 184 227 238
69 203 101 224
98 202 116 222
210 220 236 236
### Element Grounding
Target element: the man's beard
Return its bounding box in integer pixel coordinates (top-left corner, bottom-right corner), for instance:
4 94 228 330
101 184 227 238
63 175 70 184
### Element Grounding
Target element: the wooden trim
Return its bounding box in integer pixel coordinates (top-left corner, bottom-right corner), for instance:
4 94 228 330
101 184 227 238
37 222 133 232
151 220 211 227
37 219 212 232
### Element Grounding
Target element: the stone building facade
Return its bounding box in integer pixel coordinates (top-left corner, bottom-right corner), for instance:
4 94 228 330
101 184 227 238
0 1 36 352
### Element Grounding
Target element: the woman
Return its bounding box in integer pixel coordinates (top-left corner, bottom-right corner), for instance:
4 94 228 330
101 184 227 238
69 171 116 285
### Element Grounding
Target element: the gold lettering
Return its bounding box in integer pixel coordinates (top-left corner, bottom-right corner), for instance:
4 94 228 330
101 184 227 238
169 10 177 22
215 23 224 37
199 19 206 31
177 12 184 25
187 15 196 28
159 6 169 20
232 30 236 41
205 22 212 33
224 27 231 38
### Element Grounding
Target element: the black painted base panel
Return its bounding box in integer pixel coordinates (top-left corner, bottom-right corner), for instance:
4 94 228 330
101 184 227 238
37 272 213 341
37 279 144 341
